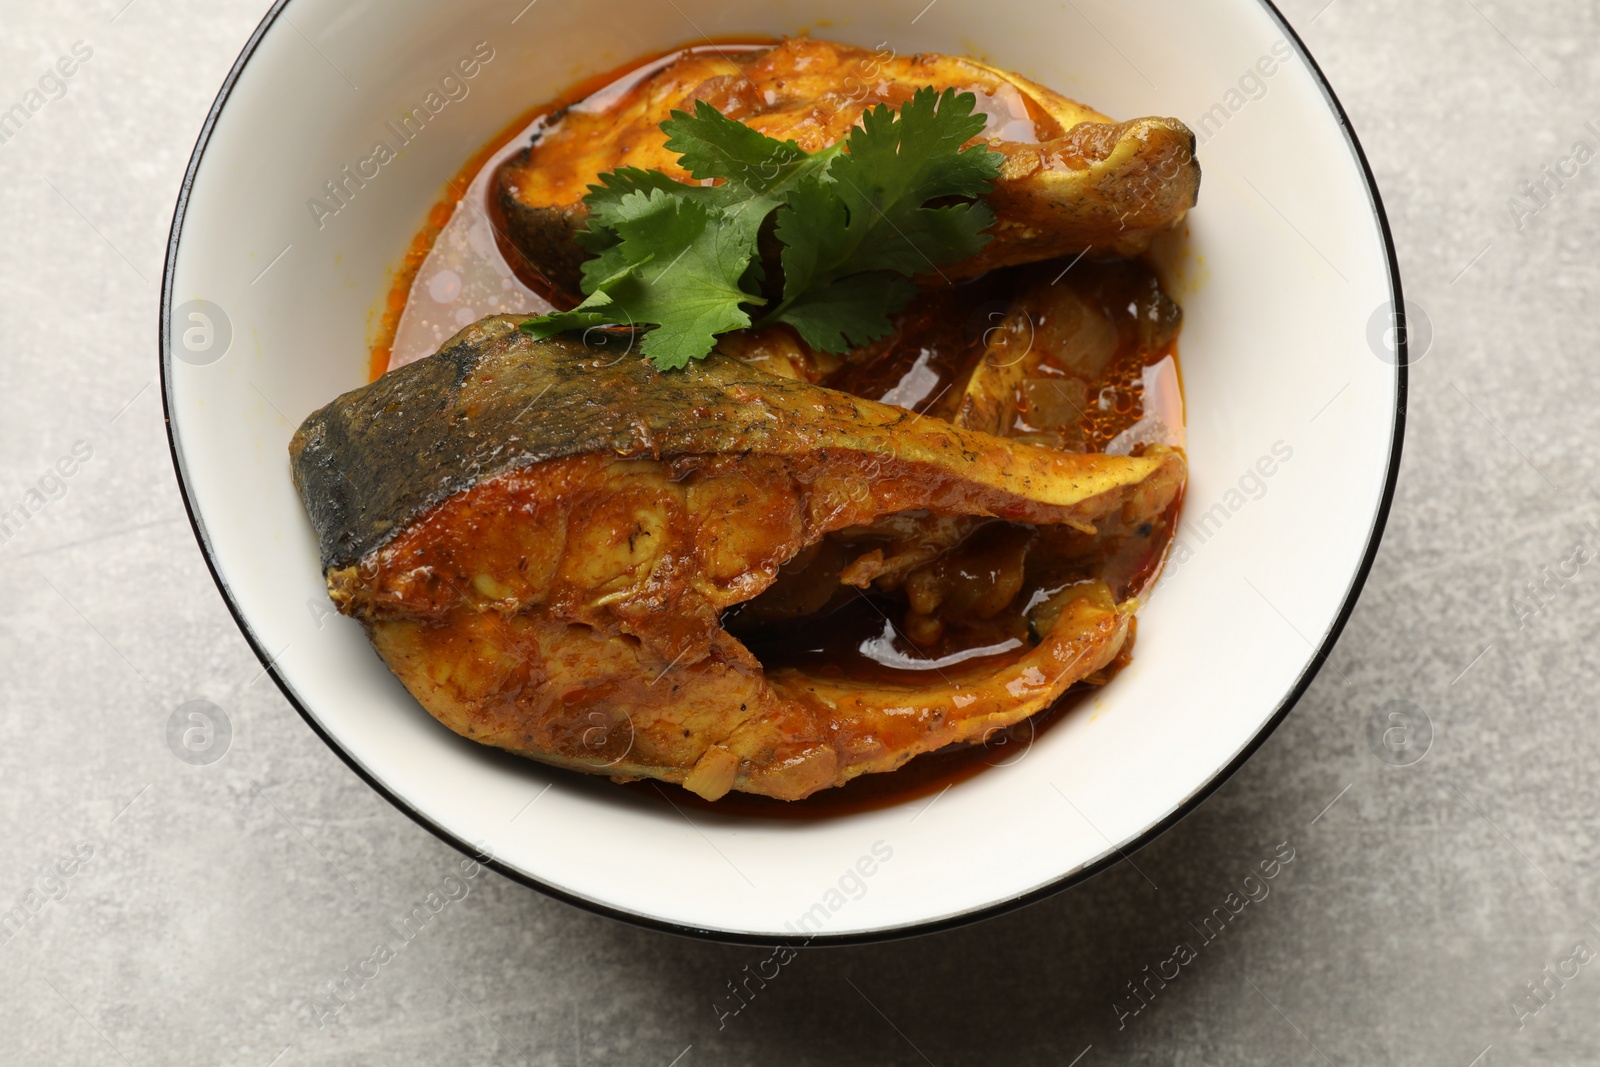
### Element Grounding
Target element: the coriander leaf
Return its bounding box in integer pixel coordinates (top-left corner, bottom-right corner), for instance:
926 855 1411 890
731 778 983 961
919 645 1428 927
651 99 839 292
662 99 841 198
528 86 1004 369
763 176 847 302
576 167 712 258
579 159 777 291
605 191 764 368
576 185 676 293
583 167 713 228
841 86 999 202
812 86 1000 278
774 272 918 354
761 87 1002 352
519 290 619 339
524 188 764 370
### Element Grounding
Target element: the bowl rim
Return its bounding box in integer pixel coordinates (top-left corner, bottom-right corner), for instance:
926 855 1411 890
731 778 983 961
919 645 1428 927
160 0 1408 946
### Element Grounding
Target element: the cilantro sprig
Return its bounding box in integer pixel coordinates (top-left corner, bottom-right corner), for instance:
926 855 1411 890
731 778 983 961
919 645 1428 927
520 87 1002 370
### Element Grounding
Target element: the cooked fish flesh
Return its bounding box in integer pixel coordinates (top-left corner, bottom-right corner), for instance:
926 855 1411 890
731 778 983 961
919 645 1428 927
291 316 1185 800
497 37 1199 303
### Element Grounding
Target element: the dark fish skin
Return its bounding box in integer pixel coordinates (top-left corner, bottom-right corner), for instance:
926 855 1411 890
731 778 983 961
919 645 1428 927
290 315 1174 573
291 317 818 570
494 197 589 305
291 319 599 571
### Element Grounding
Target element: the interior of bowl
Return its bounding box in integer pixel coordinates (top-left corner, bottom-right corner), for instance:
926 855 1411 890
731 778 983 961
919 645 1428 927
163 0 1401 940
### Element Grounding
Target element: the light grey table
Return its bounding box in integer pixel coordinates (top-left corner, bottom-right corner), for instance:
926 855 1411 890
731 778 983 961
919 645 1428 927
2 1 1595 1063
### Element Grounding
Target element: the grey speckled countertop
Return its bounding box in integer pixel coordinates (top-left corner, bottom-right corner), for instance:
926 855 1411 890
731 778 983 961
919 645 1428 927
3 0 1598 1064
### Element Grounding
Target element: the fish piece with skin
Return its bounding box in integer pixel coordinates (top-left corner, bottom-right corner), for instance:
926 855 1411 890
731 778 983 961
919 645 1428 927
290 316 1185 800
497 37 1199 303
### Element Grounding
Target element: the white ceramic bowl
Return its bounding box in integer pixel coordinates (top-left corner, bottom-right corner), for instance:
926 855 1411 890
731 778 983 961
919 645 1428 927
163 0 1405 941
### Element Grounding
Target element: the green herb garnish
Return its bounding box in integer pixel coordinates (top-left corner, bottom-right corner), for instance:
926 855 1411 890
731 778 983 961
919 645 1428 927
520 87 1002 370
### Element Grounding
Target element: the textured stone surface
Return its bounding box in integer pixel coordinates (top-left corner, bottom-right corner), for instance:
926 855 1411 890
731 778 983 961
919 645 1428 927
1 0 1596 1063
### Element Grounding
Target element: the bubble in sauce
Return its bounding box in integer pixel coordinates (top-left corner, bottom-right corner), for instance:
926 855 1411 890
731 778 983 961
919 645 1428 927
428 269 463 304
